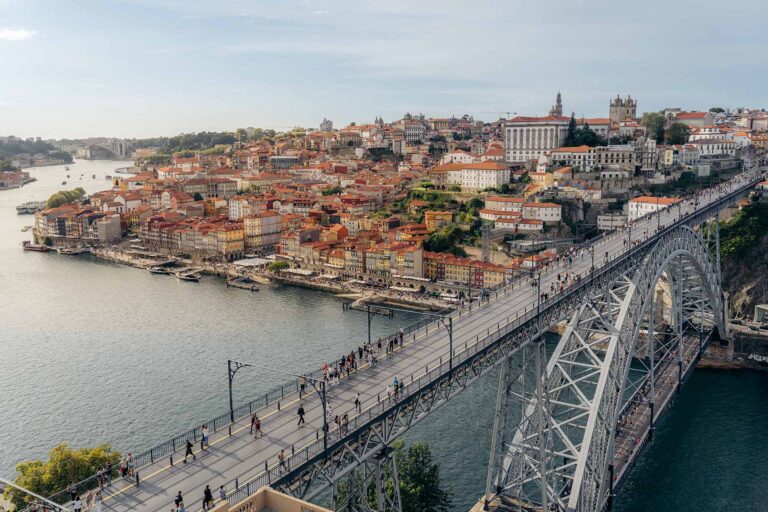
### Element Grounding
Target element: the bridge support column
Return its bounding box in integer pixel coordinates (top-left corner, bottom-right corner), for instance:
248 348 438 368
333 446 402 512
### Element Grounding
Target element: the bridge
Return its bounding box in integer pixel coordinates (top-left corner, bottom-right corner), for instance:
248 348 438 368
33 168 760 512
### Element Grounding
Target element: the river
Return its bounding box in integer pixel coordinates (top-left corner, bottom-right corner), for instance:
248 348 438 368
1 161 766 511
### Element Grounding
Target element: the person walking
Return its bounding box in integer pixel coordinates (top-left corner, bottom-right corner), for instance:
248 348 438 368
253 416 262 438
278 449 287 474
250 413 257 434
72 496 82 512
299 375 307 397
202 485 213 511
201 424 209 450
386 385 392 401
68 483 77 503
184 439 196 463
94 491 103 512
174 491 184 509
85 490 94 511
219 485 227 503
354 392 361 414
297 404 305 426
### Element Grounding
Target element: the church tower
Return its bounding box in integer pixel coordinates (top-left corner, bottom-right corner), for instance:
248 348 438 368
610 94 637 123
548 91 563 117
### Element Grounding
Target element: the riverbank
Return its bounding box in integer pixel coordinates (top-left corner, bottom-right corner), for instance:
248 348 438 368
697 357 768 371
88 247 456 310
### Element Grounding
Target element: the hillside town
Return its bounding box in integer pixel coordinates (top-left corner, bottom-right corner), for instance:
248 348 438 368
26 94 768 304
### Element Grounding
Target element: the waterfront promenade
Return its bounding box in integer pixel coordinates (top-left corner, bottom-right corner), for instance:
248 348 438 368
51 169 758 512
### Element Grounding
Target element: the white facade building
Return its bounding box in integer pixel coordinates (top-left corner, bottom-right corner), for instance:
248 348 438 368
446 162 510 191
504 115 569 162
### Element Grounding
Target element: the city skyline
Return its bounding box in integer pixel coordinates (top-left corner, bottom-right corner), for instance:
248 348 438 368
1 0 767 139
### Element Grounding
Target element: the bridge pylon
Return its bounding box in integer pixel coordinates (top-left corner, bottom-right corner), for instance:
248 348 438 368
332 446 402 512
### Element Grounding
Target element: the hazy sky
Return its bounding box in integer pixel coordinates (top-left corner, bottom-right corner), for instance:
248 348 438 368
1 0 766 139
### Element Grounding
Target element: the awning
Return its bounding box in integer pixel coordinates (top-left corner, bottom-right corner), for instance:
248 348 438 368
285 268 314 276
318 274 340 280
233 257 271 267
389 286 418 292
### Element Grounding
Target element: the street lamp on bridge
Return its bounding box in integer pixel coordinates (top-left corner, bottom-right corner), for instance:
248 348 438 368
227 359 330 450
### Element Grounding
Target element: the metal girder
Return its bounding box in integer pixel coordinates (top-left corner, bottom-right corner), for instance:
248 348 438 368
487 223 728 512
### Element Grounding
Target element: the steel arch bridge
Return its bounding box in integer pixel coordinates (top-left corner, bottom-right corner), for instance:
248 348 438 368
485 224 725 512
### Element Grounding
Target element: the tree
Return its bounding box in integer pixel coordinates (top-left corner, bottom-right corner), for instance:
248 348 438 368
397 442 452 512
5 443 121 509
193 192 204 201
498 183 511 194
0 159 16 172
709 107 725 113
235 128 248 141
45 187 86 208
267 261 290 272
447 184 462 192
666 122 691 145
641 112 666 143
424 225 464 253
322 186 343 196
564 113 577 146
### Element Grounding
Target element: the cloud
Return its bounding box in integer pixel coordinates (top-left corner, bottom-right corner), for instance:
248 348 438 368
0 28 38 41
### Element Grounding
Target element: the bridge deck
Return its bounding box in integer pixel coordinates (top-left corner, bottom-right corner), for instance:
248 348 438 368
78 171 757 512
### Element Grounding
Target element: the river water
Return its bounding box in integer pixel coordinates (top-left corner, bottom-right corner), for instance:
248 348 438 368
1 161 766 511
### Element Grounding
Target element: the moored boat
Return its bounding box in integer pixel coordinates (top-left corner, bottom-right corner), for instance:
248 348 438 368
22 241 50 252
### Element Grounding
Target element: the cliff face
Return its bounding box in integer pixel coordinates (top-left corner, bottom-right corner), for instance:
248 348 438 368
719 201 768 319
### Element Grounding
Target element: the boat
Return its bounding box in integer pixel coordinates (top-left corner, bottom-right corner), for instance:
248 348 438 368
105 175 112 179
92 174 96 179
21 225 32 232
147 266 172 275
175 267 203 282
22 241 50 252
16 201 46 214
58 247 90 255
227 276 259 291
65 166 70 171
66 174 70 178
61 181 67 185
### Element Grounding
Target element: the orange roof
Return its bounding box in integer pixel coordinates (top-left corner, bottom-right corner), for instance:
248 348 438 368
486 196 524 203
550 145 592 153
676 112 708 120
523 202 561 208
461 161 509 170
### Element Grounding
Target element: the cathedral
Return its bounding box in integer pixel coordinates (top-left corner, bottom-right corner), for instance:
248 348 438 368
609 94 637 123
548 91 563 117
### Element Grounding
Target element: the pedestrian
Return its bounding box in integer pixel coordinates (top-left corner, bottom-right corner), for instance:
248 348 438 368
250 413 257 434
299 375 306 397
96 467 104 489
253 416 262 438
201 424 209 449
126 452 134 477
386 385 392 401
72 496 82 512
219 485 226 502
94 491 103 512
174 491 184 509
85 490 94 511
104 463 112 486
203 485 213 511
297 404 305 426
377 337 382 351
68 482 77 503
278 449 287 473
184 439 196 463
354 392 361 413
341 413 349 434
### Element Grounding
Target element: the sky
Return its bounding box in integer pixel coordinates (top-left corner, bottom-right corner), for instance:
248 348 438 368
0 0 766 139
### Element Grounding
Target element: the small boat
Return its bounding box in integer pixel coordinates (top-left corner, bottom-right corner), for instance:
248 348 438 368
21 225 32 232
105 175 112 179
58 247 90 255
227 276 259 291
176 272 201 282
22 241 49 252
92 174 96 179
65 166 70 171
61 181 67 185
66 174 70 178
147 266 172 275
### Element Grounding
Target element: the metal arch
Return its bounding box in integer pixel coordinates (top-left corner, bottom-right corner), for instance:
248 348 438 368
488 224 725 512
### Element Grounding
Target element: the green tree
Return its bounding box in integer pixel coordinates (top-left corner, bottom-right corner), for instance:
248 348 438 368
268 261 290 272
498 183 511 194
666 122 691 145
193 192 204 201
641 112 666 143
397 441 452 512
424 225 464 253
322 186 344 196
447 184 462 192
45 187 86 208
5 444 121 509
709 107 725 113
564 113 577 146
0 159 16 172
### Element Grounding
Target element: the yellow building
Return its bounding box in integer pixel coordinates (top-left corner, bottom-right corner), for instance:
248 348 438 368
424 210 453 233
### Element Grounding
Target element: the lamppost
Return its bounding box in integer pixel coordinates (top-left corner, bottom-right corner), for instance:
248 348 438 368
343 303 455 371
227 359 330 450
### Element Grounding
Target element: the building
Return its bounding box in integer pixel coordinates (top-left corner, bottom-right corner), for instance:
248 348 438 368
609 94 637 123
424 210 453 233
548 91 563 117
243 211 282 255
522 202 562 224
319 118 333 131
597 212 628 231
627 196 681 221
504 115 570 162
674 111 715 128
689 139 737 157
446 161 511 191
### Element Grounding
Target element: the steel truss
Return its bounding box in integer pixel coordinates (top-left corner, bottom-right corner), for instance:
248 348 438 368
332 446 402 512
224 172 757 512
486 225 725 512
